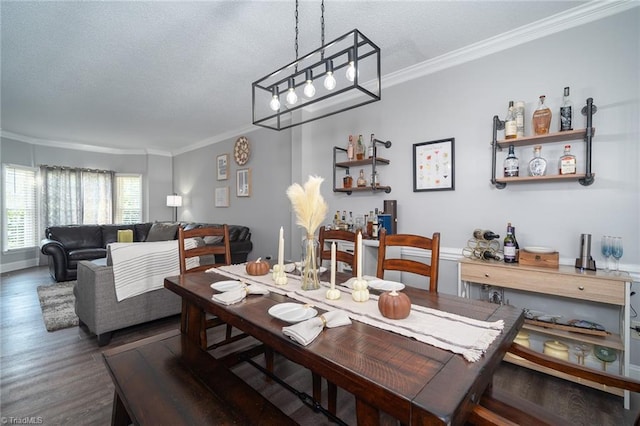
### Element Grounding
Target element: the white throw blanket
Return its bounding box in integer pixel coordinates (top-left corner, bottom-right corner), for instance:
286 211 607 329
110 239 198 301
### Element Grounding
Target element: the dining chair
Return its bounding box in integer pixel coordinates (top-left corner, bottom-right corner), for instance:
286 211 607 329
178 224 247 351
318 227 359 276
376 228 441 293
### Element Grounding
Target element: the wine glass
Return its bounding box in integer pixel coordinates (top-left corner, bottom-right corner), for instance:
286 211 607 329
611 237 624 273
601 235 612 272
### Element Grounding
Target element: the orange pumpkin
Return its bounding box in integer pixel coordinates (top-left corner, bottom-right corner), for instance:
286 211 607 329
246 259 270 276
378 290 411 319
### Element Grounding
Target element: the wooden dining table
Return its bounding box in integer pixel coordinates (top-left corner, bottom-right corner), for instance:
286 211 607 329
164 270 523 425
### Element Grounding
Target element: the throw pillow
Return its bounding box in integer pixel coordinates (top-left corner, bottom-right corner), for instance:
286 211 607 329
146 222 179 242
204 236 223 244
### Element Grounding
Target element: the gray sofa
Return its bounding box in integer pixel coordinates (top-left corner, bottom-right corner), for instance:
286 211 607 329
75 258 181 345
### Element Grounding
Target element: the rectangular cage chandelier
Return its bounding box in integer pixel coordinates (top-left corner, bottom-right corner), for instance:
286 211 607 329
252 29 381 131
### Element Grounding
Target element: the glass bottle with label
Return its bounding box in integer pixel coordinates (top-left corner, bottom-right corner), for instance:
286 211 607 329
504 101 517 140
532 95 552 135
503 223 517 263
343 170 353 188
560 87 573 131
356 134 365 160
503 144 519 177
515 101 525 138
367 133 376 158
347 135 354 160
371 170 379 187
356 169 367 187
528 145 547 176
558 144 577 175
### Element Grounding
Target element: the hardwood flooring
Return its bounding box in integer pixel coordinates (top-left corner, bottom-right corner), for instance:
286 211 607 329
1 266 637 425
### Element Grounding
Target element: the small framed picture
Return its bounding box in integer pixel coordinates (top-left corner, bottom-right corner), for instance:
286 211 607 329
413 137 455 192
217 154 229 180
236 168 251 197
215 187 229 207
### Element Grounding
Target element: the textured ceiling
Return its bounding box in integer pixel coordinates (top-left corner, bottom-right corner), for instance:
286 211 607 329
1 1 589 154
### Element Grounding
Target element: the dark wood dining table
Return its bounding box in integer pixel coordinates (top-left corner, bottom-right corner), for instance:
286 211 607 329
164 270 523 425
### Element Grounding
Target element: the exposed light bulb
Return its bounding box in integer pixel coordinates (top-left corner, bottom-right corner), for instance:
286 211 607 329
269 87 280 111
303 69 315 97
324 60 336 91
324 72 336 90
285 78 298 105
345 62 356 82
269 94 281 111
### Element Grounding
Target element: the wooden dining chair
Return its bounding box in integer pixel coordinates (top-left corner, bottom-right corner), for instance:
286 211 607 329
376 228 441 293
318 227 359 276
468 342 640 425
178 224 247 351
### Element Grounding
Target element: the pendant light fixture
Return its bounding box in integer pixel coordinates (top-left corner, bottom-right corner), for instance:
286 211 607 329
252 0 381 131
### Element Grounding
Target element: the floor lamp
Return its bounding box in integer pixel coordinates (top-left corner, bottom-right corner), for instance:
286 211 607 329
166 194 182 222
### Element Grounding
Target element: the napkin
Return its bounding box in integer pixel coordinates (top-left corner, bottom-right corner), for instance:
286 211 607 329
282 310 352 346
211 284 269 305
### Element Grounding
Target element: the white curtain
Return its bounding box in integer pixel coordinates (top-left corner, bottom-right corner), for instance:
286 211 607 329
40 166 114 228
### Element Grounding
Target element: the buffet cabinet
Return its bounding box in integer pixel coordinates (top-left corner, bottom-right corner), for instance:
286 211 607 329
458 258 632 407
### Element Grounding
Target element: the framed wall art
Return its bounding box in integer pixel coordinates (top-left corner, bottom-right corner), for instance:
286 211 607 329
217 154 229 180
215 186 230 207
413 138 455 192
236 168 251 197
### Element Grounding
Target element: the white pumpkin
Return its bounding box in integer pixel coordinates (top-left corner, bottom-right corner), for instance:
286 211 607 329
352 278 368 290
326 288 341 300
352 288 370 302
274 274 288 286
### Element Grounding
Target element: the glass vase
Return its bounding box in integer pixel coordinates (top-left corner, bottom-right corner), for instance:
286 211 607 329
300 234 320 291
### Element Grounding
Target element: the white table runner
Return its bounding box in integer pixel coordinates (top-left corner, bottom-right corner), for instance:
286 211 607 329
211 264 503 361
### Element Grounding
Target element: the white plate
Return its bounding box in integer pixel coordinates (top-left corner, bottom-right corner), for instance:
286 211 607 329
210 280 243 292
523 246 555 254
368 279 405 291
294 262 327 274
268 303 318 323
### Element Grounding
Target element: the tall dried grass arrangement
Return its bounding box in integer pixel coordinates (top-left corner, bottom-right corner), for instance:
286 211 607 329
286 175 328 238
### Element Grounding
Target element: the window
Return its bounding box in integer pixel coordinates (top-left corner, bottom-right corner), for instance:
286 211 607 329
3 164 37 251
114 174 142 224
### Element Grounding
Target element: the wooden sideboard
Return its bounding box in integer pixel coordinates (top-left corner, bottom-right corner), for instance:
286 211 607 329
458 258 632 407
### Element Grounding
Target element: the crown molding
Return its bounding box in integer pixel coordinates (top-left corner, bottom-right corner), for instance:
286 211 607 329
0 130 172 157
171 123 259 156
383 0 639 89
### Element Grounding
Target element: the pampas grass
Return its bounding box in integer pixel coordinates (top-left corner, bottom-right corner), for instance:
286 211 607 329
286 175 328 237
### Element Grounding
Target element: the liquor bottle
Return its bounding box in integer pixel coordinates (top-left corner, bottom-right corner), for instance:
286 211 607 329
503 223 517 263
559 87 573 131
343 170 353 188
371 170 379 187
504 101 517 140
366 211 374 236
333 211 340 229
528 145 547 176
503 144 519 177
532 95 552 135
347 135 354 160
341 210 346 225
515 101 525 138
356 169 367 187
558 144 577 175
356 134 365 160
367 133 376 158
473 229 501 241
347 211 353 231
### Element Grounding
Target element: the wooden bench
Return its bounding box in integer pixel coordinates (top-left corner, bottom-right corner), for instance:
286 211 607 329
102 330 297 426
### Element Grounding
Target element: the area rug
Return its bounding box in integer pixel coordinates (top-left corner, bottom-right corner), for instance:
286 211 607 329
36 281 79 332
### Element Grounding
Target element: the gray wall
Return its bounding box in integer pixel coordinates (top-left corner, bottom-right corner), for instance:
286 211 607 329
0 136 173 271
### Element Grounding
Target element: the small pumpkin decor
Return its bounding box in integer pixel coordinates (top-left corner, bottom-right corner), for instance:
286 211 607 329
378 290 411 320
246 257 270 276
351 278 369 302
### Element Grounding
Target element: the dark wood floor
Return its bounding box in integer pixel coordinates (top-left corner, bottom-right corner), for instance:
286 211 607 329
1 266 637 425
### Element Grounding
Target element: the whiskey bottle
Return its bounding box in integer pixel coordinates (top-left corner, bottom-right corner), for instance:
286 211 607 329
515 101 525 138
558 144 577 175
356 169 367 187
559 87 573 131
347 135 354 160
367 133 376 158
343 170 353 188
356 134 365 160
503 223 517 263
532 95 552 135
503 144 519 177
528 145 547 176
504 101 517 139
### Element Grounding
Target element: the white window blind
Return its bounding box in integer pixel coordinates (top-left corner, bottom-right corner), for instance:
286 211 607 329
114 174 142 224
3 164 37 251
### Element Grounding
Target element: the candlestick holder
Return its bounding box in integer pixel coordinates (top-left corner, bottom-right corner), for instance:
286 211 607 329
272 264 288 286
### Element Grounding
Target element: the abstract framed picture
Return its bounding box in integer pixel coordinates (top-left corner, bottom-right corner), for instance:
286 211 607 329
236 168 251 197
217 154 229 180
413 138 455 192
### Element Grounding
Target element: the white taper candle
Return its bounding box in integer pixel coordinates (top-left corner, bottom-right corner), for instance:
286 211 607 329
331 241 336 289
278 226 284 267
357 232 362 279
